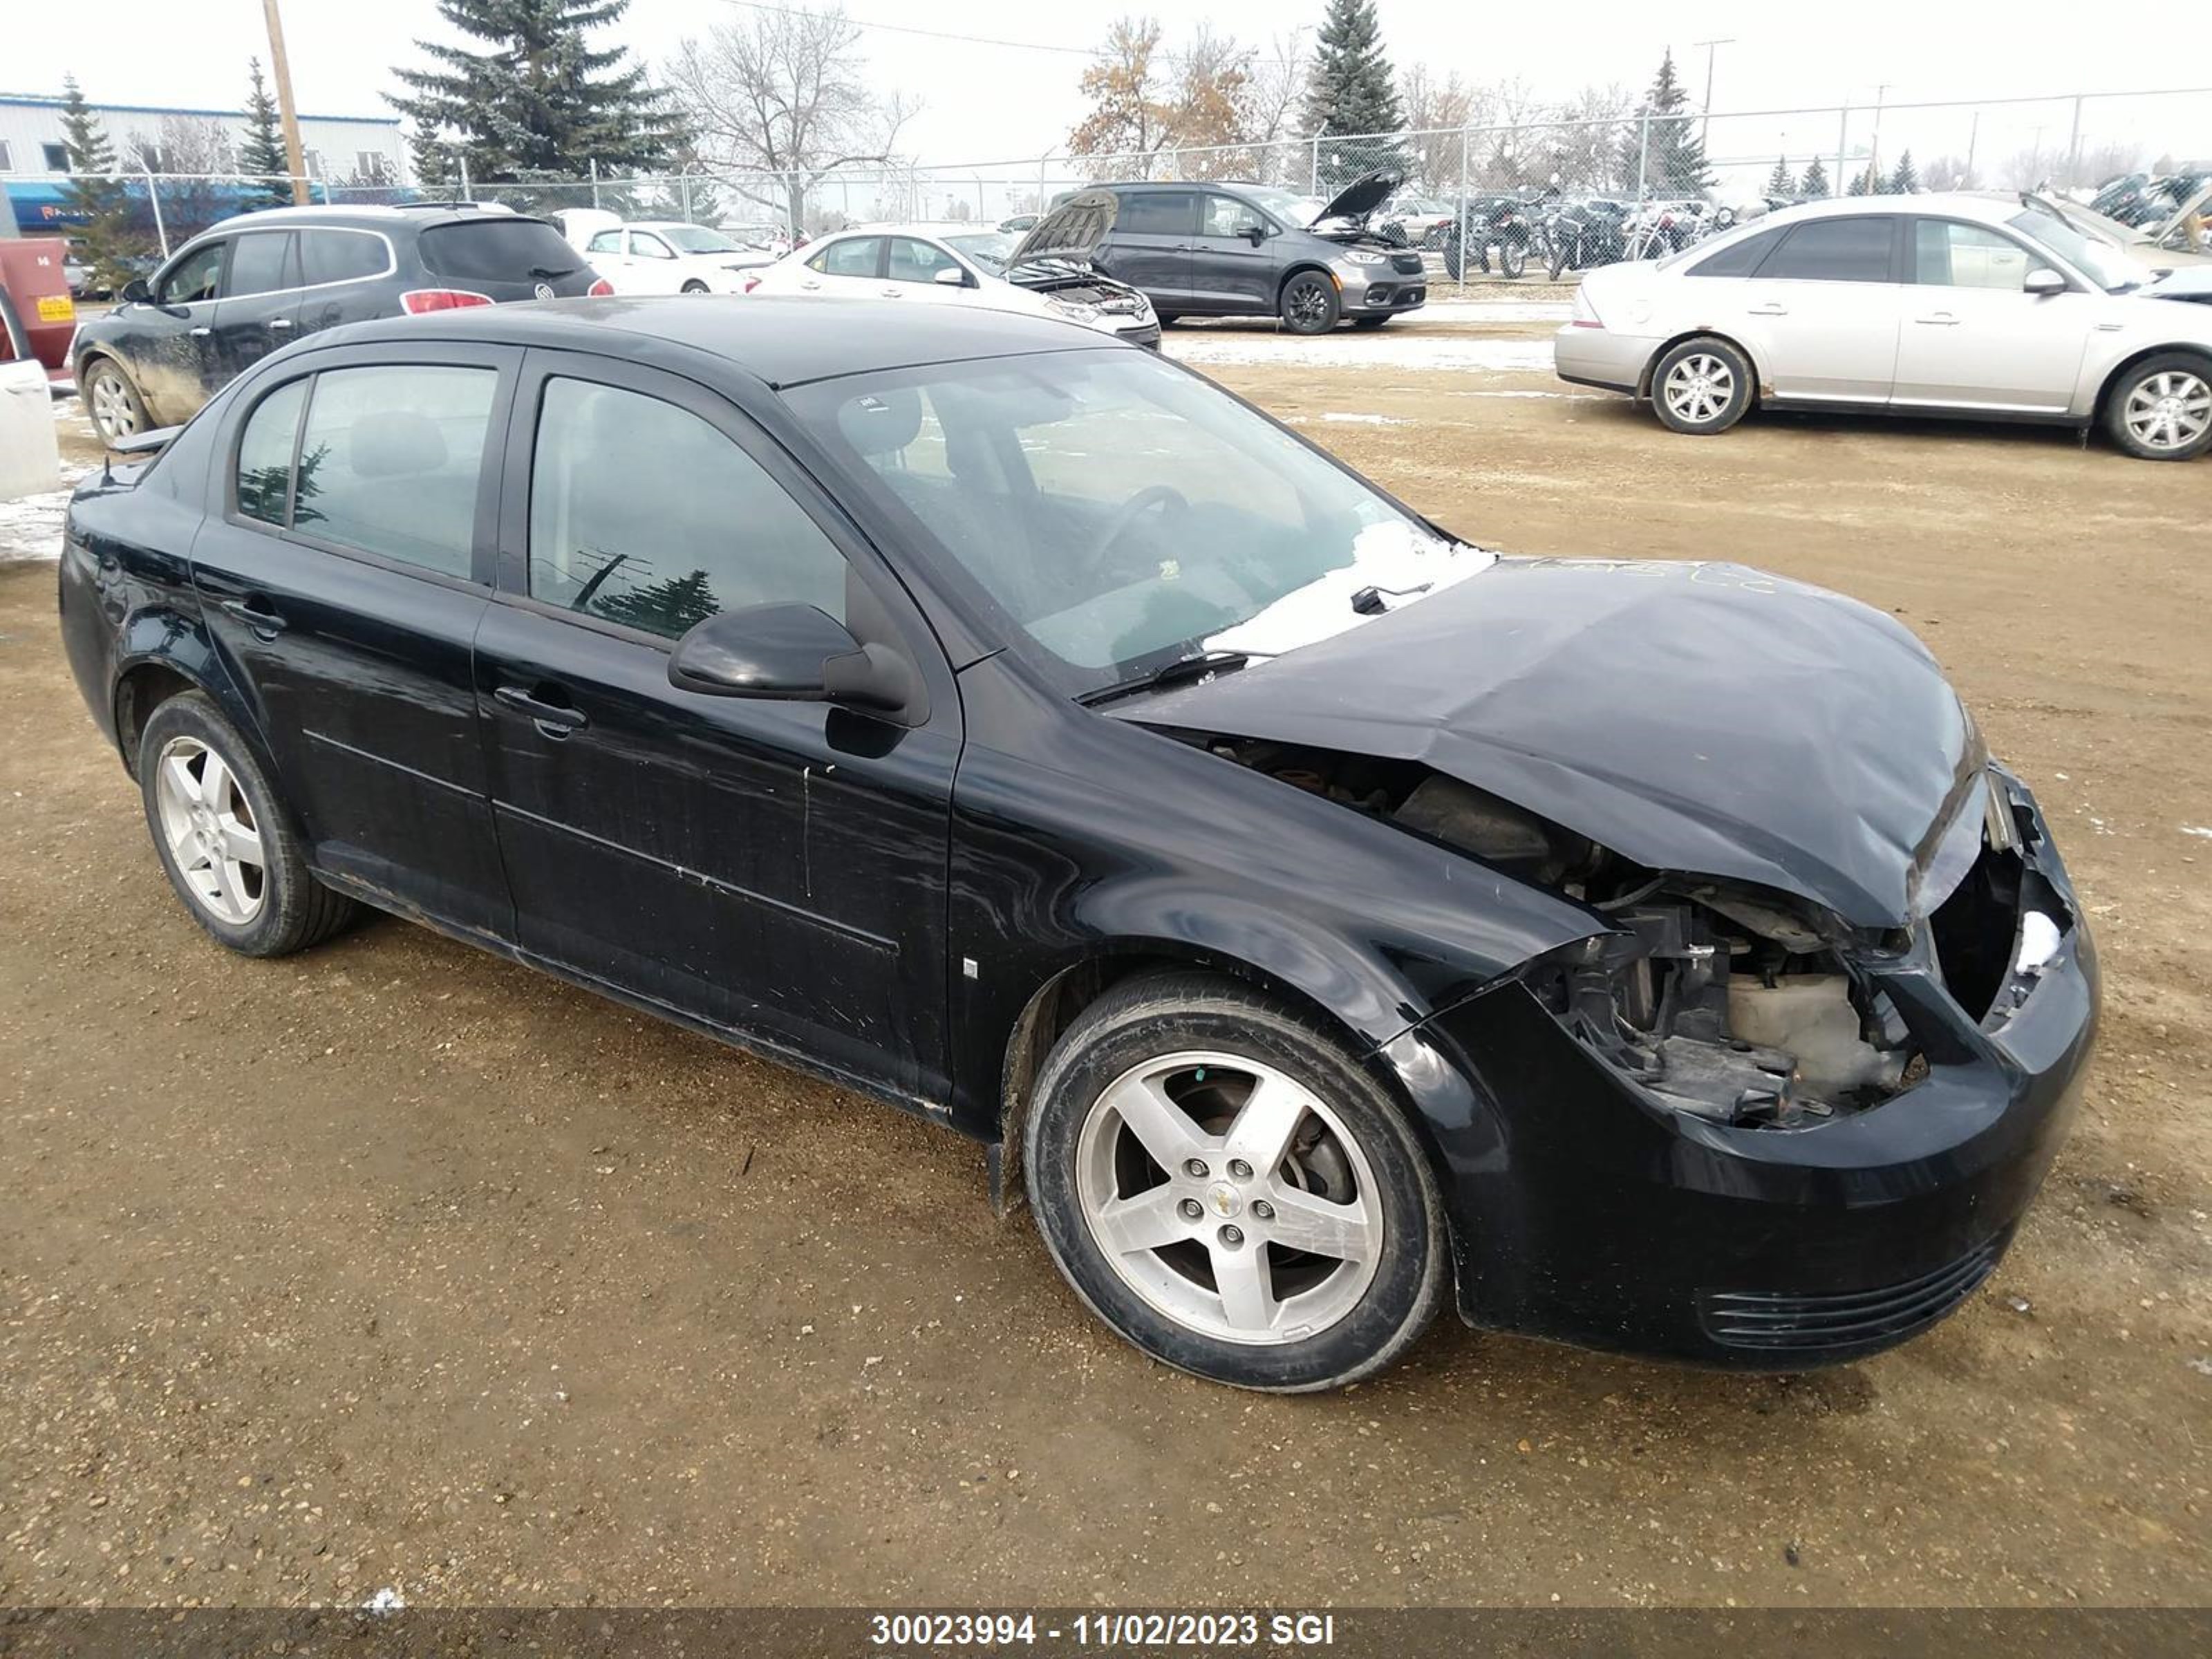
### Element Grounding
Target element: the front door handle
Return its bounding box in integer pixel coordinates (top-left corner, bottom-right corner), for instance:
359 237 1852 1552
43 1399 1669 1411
1914 312 1961 326
189 326 213 337
218 596 288 637
496 683 589 736
270 318 294 331
1747 303 1788 316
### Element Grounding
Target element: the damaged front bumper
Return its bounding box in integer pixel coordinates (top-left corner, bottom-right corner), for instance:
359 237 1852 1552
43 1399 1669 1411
1388 766 2099 1368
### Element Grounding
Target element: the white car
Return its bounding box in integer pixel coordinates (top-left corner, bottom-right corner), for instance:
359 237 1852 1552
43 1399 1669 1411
745 196 1159 346
580 221 774 296
1556 192 2212 460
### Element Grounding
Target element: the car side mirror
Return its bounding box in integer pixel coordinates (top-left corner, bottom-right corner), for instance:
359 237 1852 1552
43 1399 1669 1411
120 278 153 305
2024 268 2067 296
1242 224 1267 246
932 265 968 287
668 602 918 718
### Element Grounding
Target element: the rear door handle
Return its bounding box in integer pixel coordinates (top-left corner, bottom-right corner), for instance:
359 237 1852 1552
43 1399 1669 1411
218 596 288 637
1747 303 1788 316
495 683 589 735
189 326 213 337
270 318 294 330
1914 312 1960 326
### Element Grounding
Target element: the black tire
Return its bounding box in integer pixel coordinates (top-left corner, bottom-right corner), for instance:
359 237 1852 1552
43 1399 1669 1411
2102 352 2212 461
680 279 710 294
82 356 153 449
1024 971 1448 1393
1352 315 1389 330
137 692 357 957
1278 271 1340 335
1649 335 1756 435
1500 239 1527 279
1442 236 1463 282
1548 241 1569 281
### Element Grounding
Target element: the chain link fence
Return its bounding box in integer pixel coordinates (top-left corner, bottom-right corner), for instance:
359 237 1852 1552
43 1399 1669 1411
15 86 2207 293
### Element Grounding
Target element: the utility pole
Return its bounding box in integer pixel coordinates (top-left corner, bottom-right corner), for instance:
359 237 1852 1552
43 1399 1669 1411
1868 84 1889 193
261 0 310 206
1693 39 1735 146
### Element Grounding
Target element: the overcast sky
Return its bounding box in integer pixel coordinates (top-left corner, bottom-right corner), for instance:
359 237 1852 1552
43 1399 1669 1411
14 1 2212 183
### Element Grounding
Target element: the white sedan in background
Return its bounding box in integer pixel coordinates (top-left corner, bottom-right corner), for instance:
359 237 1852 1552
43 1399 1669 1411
581 221 774 295
1556 192 2212 460
746 195 1159 347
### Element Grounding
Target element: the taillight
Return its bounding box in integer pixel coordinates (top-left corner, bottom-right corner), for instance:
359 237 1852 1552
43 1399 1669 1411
587 277 613 297
399 288 494 315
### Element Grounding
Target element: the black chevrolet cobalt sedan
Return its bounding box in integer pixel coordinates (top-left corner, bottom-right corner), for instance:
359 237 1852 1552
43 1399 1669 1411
57 297 2097 1391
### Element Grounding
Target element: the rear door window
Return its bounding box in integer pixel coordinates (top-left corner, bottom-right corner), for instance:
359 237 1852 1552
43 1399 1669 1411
225 231 300 297
418 218 580 283
290 364 498 579
1117 191 1198 236
1761 216 1898 283
809 237 883 279
299 229 389 287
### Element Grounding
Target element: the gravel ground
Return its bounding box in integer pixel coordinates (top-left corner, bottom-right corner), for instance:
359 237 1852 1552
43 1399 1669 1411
1 326 2207 1610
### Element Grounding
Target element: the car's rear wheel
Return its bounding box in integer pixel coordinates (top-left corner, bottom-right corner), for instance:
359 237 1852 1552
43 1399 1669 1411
1024 971 1447 1392
2105 353 2212 460
1279 272 1340 335
1650 336 1754 435
138 693 357 957
681 279 710 294
83 357 151 448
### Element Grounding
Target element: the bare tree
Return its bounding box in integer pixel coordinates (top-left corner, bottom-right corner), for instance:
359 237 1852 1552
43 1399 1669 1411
1168 24 1257 178
1400 65 1473 188
665 3 915 233
1919 153 1978 191
1240 28 1311 184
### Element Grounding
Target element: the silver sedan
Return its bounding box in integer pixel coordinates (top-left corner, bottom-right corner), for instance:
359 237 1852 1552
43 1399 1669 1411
1555 192 2212 460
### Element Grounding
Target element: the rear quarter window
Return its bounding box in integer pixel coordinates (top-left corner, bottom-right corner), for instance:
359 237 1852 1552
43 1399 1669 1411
300 229 390 287
1686 227 1783 277
418 219 581 282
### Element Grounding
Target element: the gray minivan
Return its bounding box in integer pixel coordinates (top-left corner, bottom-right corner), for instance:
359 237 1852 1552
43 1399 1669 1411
1082 170 1427 334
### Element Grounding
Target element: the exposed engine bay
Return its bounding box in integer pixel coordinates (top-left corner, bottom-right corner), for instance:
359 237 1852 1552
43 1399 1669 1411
1192 737 2045 1130
1008 264 1152 317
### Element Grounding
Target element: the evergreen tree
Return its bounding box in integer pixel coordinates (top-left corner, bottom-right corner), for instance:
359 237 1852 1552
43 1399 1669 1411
1619 50 1712 198
1888 148 1918 194
386 0 680 189
1765 155 1794 197
1799 155 1830 198
238 59 292 207
594 568 721 637
55 77 142 292
1302 0 1405 192
1848 160 1881 196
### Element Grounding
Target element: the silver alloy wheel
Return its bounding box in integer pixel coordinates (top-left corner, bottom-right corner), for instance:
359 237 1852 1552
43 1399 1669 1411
1662 353 1734 427
1074 1050 1384 1346
2124 369 2211 452
88 366 141 443
153 735 266 926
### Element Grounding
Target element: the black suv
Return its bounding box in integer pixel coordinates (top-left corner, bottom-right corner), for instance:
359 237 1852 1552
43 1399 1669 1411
1083 170 1427 334
72 204 606 447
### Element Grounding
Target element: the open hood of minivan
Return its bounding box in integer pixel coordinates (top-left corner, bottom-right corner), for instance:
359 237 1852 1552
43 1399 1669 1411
1114 557 1987 930
1009 190 1118 268
1311 169 1404 227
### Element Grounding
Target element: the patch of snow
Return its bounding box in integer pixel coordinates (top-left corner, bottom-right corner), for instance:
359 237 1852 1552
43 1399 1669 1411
1165 334 1555 374
361 1586 406 1616
1319 411 1411 426
2182 825 2212 840
0 464 93 564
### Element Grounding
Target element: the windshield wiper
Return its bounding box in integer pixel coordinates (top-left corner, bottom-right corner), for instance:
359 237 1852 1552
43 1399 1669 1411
1076 650 1250 709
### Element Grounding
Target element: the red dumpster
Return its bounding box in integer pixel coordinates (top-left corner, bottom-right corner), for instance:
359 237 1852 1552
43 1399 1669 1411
0 237 78 389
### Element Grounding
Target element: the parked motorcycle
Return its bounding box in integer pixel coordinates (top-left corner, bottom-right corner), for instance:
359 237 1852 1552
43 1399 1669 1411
1444 196 1534 280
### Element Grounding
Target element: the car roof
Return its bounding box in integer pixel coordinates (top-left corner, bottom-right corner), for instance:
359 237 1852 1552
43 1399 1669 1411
309 294 1104 390
1755 191 2023 228
833 222 1001 237
204 203 534 236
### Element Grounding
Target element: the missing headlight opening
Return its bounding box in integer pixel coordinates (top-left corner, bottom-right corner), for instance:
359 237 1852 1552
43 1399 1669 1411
1202 738 2063 1131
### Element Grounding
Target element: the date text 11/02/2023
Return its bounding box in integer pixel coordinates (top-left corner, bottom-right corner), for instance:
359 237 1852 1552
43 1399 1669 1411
866 1612 1339 1648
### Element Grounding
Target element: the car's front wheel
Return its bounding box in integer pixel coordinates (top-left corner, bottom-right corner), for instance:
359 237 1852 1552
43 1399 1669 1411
681 279 710 294
2105 353 2212 460
138 693 357 957
1650 336 1754 435
1278 272 1340 335
83 357 151 448
1024 972 1447 1392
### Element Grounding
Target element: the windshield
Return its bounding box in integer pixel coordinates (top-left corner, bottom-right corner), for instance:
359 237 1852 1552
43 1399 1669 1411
2011 207 2147 292
662 225 739 254
946 231 1016 272
789 349 1489 695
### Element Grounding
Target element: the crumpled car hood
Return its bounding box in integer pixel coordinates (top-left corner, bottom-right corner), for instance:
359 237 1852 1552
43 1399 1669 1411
1116 558 1987 929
